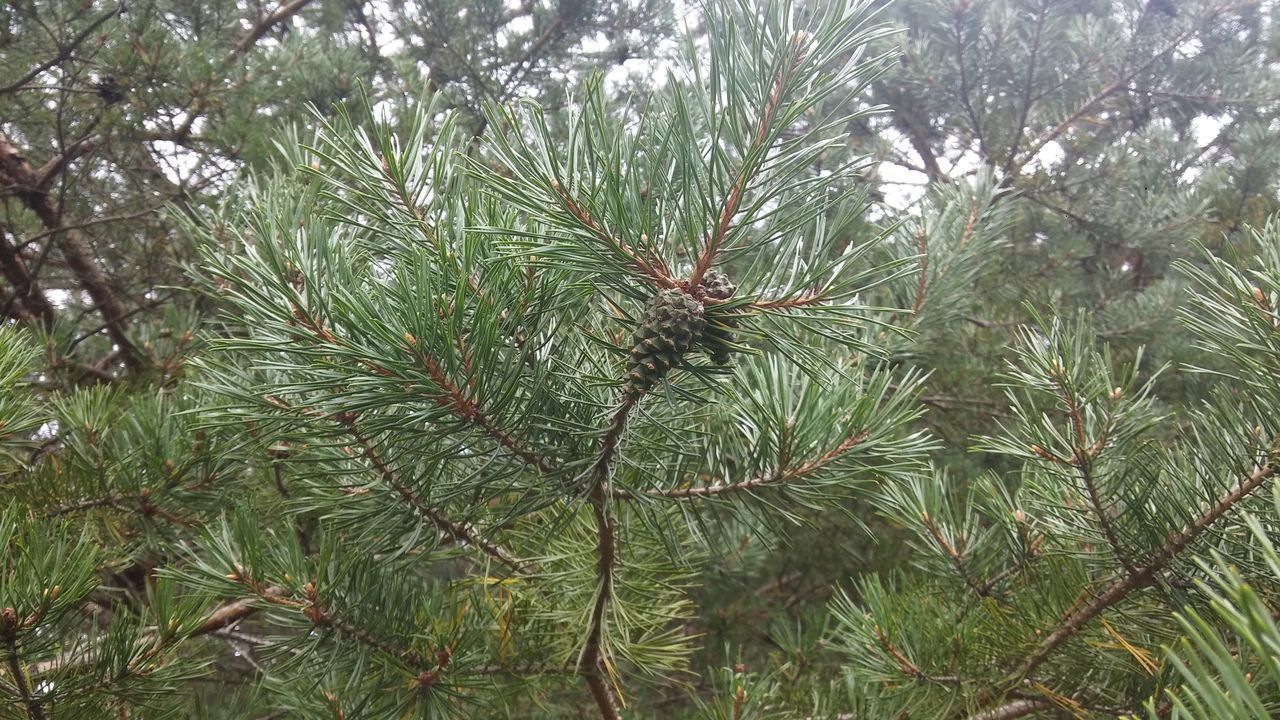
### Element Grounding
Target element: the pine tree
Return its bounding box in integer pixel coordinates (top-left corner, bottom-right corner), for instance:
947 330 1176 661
0 0 672 383
5 0 1280 718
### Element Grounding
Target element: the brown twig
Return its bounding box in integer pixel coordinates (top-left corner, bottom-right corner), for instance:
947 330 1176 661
911 229 929 316
688 33 807 288
996 461 1276 695
172 0 318 140
0 228 55 328
406 339 558 474
579 396 637 720
340 418 531 576
966 699 1052 720
550 179 675 288
872 626 963 686
191 586 288 638
1008 15 1212 177
2 610 47 720
1048 369 1136 577
919 512 988 597
0 136 143 369
1000 0 1050 176
0 3 124 96
290 309 557 475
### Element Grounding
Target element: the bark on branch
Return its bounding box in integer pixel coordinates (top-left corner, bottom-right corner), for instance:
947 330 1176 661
0 136 142 369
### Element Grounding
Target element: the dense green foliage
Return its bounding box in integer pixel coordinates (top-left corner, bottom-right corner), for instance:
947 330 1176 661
4 1 1280 718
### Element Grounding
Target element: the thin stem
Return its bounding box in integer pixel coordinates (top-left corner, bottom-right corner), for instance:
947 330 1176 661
0 136 144 369
550 179 675 288
1050 371 1136 577
343 420 530 576
612 430 868 500
1001 0 1049 176
0 3 123 96
872 625 964 686
966 700 1052 720
3 633 46 720
911 229 929 316
688 32 807 288
579 396 636 720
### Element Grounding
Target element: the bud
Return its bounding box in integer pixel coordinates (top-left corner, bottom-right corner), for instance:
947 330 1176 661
1252 287 1266 304
1108 387 1122 401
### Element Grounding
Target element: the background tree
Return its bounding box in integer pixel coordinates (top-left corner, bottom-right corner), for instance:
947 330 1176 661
0 0 671 382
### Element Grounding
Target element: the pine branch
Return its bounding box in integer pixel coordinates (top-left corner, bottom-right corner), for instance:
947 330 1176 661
340 417 532 576
1000 0 1050 176
192 586 288 638
688 31 808 288
549 179 675 288
950 3 991 162
173 0 318 140
232 0 316 57
1048 370 1136 577
1008 6 1223 177
0 228 54 329
405 336 558 474
988 460 1277 705
579 395 637 720
289 308 557 474
872 625 964 686
879 83 946 183
257 393 531 574
911 229 929 317
611 430 869 500
919 512 989 597
2 611 46 720
966 699 1052 720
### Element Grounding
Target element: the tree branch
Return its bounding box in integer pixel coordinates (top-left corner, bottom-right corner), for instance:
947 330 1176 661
1049 370 1136 577
688 33 806 288
0 228 55 329
997 460 1276 694
0 136 143 369
233 0 316 57
339 417 531 576
579 396 637 720
1001 0 1050 176
612 430 869 499
0 3 124 96
2 618 47 720
549 179 675 288
1008 17 1207 177
967 699 1052 720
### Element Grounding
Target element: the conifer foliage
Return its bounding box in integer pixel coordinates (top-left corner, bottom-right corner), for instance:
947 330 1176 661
5 0 1280 718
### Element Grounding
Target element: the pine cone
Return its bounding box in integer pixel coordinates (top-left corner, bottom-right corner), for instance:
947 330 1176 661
625 288 706 396
700 270 739 364
703 271 736 301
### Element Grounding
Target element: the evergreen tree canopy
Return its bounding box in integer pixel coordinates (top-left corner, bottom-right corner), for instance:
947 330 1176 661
3 1 1280 718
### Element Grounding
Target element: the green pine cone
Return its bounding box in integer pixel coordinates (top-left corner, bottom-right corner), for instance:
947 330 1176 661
625 288 706 396
700 270 739 364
